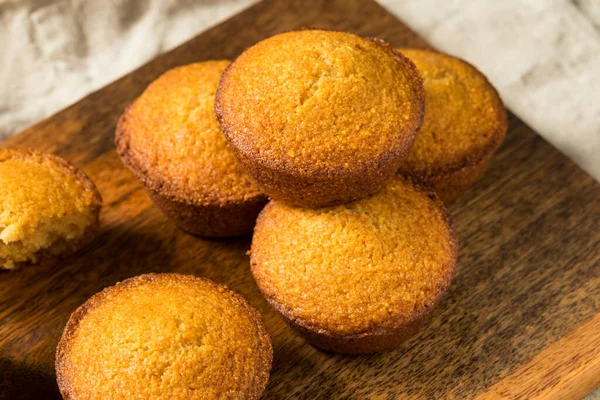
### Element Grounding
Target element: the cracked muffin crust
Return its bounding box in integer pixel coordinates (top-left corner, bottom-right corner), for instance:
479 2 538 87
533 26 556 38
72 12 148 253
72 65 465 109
251 175 457 354
0 149 101 270
116 61 267 237
56 273 273 400
215 30 425 208
397 49 507 203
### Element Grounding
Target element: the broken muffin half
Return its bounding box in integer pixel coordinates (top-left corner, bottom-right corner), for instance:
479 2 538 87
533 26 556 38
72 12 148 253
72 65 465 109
0 149 101 270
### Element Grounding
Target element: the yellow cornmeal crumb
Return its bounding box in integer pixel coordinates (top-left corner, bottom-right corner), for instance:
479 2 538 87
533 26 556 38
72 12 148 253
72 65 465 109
118 61 262 205
0 150 99 269
397 49 506 174
56 274 272 400
251 175 457 335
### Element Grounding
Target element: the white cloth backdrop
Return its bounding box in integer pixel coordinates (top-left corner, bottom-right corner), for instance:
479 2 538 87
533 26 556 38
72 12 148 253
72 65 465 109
0 0 599 397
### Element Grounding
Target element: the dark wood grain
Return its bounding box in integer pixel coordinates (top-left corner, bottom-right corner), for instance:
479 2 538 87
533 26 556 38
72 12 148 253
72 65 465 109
480 314 600 400
1 0 599 399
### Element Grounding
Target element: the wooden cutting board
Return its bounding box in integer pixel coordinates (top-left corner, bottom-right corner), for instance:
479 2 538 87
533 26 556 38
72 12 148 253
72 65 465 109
1 0 599 399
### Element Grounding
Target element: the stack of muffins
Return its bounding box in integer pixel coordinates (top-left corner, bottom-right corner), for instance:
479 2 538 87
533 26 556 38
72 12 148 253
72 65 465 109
51 29 507 399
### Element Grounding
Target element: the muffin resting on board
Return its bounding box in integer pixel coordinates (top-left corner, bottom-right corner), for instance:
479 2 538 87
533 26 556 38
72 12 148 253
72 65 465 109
116 61 267 237
56 273 273 400
397 49 507 203
251 175 457 354
215 29 424 208
0 149 101 270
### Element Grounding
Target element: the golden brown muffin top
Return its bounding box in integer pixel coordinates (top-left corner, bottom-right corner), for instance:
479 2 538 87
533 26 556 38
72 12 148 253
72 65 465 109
0 149 100 244
215 30 424 175
251 176 457 336
397 49 507 176
116 61 263 205
56 273 272 400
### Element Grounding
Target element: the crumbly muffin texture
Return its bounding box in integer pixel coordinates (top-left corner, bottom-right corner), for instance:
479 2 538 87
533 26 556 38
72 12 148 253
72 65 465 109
251 176 456 336
0 150 100 269
397 49 507 175
117 61 262 205
56 274 272 400
216 30 424 176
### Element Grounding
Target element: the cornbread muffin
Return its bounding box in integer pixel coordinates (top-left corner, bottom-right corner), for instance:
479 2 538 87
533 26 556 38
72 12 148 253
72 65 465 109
397 49 507 202
0 149 101 270
215 30 425 207
251 175 457 354
56 273 272 400
116 61 267 237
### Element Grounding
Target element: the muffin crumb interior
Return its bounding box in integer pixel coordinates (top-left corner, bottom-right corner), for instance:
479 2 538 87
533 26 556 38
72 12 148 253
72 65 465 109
0 156 96 269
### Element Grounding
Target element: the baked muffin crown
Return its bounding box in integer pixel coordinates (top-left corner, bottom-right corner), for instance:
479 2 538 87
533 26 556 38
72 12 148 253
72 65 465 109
215 29 424 177
397 49 507 177
116 61 263 206
56 273 272 400
251 175 457 338
0 149 101 269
